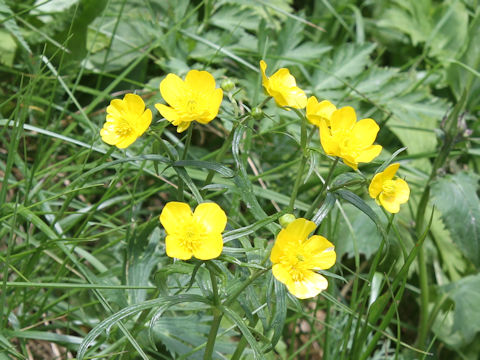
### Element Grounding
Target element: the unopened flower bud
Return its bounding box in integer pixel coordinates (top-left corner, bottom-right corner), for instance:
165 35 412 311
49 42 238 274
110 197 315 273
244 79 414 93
279 213 296 228
251 107 263 120
221 79 235 92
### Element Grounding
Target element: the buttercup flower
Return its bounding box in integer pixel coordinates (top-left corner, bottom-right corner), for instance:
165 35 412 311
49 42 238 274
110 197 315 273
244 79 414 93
159 202 227 260
319 106 382 170
369 163 410 213
306 97 336 127
100 94 152 149
260 60 307 109
270 218 336 299
155 70 223 133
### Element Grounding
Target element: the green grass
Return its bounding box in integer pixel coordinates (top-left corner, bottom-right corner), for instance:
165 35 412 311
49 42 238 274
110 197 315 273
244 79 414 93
1 0 480 359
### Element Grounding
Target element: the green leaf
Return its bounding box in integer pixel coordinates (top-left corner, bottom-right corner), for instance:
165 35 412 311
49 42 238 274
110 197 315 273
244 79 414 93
173 160 234 178
77 295 209 360
431 171 480 267
335 189 385 238
0 0 31 54
312 192 336 225
222 306 262 359
447 10 480 110
223 211 284 243
333 201 383 259
268 279 287 348
311 43 376 91
0 29 16 66
441 273 480 344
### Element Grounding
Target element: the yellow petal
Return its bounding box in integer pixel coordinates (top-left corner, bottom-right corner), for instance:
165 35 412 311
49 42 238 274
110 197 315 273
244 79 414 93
282 86 307 109
176 121 191 133
272 263 292 285
394 178 410 203
379 193 401 213
330 106 356 133
193 233 223 260
355 145 382 163
271 68 297 88
270 233 288 264
306 96 320 125
185 70 216 92
193 202 227 233
319 121 337 156
382 163 400 181
115 133 137 149
369 172 385 199
124 94 145 115
132 109 152 136
269 89 289 107
343 158 358 170
160 73 186 108
303 235 336 270
352 118 379 147
285 218 316 242
100 127 121 145
106 99 126 118
206 87 223 120
159 202 193 234
307 99 336 126
165 234 193 260
260 60 269 88
155 104 179 123
271 219 315 263
287 271 328 299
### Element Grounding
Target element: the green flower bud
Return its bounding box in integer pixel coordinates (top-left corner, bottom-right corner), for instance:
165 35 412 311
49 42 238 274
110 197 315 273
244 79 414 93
279 213 296 228
221 79 235 92
251 107 263 120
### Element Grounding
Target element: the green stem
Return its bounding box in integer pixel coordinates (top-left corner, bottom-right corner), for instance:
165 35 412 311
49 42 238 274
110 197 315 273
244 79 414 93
288 156 308 211
305 157 339 219
202 122 238 191
204 310 222 360
417 246 429 347
148 131 174 160
182 125 193 160
231 333 248 360
177 125 193 201
204 264 222 360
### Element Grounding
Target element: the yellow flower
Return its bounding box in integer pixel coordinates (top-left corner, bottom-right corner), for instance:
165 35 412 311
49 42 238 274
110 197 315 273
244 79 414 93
155 70 223 133
159 202 227 260
319 106 382 170
270 218 336 299
100 94 152 149
306 96 336 127
369 163 410 213
260 60 307 109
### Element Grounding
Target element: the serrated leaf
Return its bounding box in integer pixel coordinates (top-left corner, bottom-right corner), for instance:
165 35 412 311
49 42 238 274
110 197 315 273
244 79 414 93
431 172 480 267
311 43 376 91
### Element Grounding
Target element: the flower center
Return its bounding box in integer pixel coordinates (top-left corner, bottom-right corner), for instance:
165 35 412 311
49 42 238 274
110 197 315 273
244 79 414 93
290 268 306 282
279 247 311 282
180 228 200 252
382 180 396 197
186 99 198 113
115 120 133 137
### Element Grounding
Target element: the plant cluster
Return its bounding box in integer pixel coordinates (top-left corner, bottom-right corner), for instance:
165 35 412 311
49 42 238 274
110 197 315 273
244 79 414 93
1 1 479 359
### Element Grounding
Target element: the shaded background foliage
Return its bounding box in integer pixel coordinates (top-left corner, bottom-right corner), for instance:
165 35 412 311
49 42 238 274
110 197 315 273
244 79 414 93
1 0 479 359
